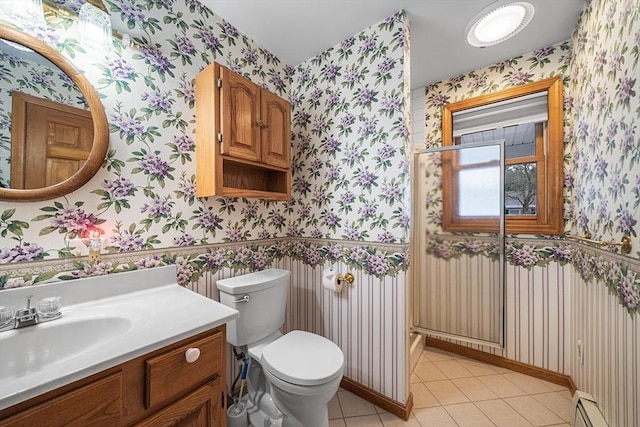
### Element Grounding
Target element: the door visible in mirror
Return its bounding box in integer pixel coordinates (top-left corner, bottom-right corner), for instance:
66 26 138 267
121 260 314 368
0 38 91 189
10 92 93 189
0 25 108 202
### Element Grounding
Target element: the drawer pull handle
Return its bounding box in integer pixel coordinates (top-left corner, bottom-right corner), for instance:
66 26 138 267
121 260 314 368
185 347 201 363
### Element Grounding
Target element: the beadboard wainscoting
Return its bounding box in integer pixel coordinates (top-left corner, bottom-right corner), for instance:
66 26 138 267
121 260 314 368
416 250 502 346
416 252 572 375
185 252 410 407
571 265 640 427
271 257 408 405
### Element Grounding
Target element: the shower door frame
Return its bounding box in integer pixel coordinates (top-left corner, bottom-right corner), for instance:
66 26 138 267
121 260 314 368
411 140 506 349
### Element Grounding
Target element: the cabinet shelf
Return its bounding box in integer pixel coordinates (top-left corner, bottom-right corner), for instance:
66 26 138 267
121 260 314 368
221 158 290 200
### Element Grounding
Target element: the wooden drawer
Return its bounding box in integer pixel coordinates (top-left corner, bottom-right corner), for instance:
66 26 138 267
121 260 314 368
1 372 122 427
135 378 221 427
146 331 223 408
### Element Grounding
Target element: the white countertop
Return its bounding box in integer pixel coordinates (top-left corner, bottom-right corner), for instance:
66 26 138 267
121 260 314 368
0 266 238 410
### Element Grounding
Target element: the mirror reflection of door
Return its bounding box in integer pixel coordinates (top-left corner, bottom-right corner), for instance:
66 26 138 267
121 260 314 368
11 91 93 189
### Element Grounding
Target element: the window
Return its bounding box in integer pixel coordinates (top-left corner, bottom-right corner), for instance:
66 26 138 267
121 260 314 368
441 77 564 235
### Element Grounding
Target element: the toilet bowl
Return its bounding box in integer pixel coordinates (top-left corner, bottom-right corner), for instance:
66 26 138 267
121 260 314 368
217 269 344 427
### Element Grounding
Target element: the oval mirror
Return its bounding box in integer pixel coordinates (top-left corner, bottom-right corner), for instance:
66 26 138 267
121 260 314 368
0 25 108 202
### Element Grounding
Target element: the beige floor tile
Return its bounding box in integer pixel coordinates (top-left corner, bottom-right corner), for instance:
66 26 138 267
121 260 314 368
344 414 383 426
505 395 564 426
432 360 475 379
490 365 514 374
410 372 421 383
531 392 573 422
424 379 470 405
478 374 527 398
556 389 572 400
329 393 344 419
376 406 388 414
409 382 440 408
475 399 533 427
452 377 500 401
544 381 571 392
503 372 555 394
418 350 431 364
413 406 458 427
330 419 347 427
457 358 500 376
443 402 494 426
413 361 447 382
338 390 378 417
422 347 455 362
379 412 421 426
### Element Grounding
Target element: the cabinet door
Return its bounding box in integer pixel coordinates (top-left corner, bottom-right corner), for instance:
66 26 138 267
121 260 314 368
1 373 122 427
134 379 222 427
220 67 261 162
261 90 291 168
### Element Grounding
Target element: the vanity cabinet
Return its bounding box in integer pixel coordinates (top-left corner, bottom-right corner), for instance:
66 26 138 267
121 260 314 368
0 326 226 427
195 62 291 200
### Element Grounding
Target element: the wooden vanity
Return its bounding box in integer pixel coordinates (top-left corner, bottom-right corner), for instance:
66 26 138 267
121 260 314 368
0 326 227 427
0 267 238 427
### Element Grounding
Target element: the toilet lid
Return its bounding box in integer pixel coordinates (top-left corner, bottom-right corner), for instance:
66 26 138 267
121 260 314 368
261 330 344 386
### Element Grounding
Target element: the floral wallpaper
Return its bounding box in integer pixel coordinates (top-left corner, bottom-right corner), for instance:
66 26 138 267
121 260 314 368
421 40 572 235
420 0 640 315
0 3 410 288
0 6 411 405
568 0 639 257
0 0 292 266
0 47 87 187
289 10 410 244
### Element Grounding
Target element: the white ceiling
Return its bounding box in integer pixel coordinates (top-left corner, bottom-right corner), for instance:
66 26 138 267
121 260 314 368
201 0 585 89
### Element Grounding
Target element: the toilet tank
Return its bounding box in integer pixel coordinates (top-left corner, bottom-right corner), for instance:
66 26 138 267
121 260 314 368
216 269 290 347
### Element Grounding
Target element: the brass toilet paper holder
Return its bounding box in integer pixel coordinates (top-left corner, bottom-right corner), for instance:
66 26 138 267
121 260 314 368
337 272 354 285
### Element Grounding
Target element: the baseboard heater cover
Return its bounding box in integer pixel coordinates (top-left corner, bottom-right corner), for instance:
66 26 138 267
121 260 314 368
572 391 608 427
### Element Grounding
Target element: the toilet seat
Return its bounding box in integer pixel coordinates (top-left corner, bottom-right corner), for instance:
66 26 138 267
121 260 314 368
261 330 344 386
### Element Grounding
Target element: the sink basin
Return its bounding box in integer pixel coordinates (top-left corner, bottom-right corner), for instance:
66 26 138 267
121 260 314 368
0 265 239 411
0 315 132 381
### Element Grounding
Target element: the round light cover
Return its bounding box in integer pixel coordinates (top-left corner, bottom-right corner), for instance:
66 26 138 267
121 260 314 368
466 2 535 47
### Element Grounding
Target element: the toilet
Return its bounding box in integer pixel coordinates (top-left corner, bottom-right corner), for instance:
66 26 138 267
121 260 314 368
217 269 344 427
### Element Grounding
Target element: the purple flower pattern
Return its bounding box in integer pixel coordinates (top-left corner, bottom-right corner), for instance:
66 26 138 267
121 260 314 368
0 2 637 321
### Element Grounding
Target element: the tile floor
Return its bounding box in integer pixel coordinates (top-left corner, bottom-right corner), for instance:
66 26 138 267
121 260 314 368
328 346 572 427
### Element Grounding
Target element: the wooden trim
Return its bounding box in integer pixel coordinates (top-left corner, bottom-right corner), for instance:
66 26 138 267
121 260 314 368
340 377 413 421
425 337 577 395
441 76 564 235
0 25 109 202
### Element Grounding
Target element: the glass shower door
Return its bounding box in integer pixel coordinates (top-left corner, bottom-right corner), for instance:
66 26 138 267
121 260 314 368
413 141 505 348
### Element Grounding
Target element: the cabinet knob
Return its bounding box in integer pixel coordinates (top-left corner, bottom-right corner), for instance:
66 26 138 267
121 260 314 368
256 120 268 128
185 347 201 363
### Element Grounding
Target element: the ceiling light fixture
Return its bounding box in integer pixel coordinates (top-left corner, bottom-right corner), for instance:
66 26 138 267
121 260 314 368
78 0 112 52
466 1 535 48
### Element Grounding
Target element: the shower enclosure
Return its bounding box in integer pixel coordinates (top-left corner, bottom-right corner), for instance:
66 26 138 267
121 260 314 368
412 140 505 348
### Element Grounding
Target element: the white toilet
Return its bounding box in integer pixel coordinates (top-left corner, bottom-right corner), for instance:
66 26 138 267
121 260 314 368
217 269 344 427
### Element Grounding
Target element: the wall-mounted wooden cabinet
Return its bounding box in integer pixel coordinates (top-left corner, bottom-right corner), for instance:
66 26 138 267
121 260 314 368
196 62 291 200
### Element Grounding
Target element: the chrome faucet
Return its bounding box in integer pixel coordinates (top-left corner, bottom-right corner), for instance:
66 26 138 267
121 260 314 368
15 295 39 328
0 295 62 332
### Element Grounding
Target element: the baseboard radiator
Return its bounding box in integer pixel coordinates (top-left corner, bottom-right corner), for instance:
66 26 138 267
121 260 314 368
572 391 608 427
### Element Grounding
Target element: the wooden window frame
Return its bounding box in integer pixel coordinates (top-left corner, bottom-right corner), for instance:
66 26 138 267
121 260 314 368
442 77 564 235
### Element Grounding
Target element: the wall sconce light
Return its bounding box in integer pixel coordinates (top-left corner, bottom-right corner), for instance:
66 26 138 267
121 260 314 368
78 0 112 52
40 0 141 51
0 0 46 27
466 1 535 47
